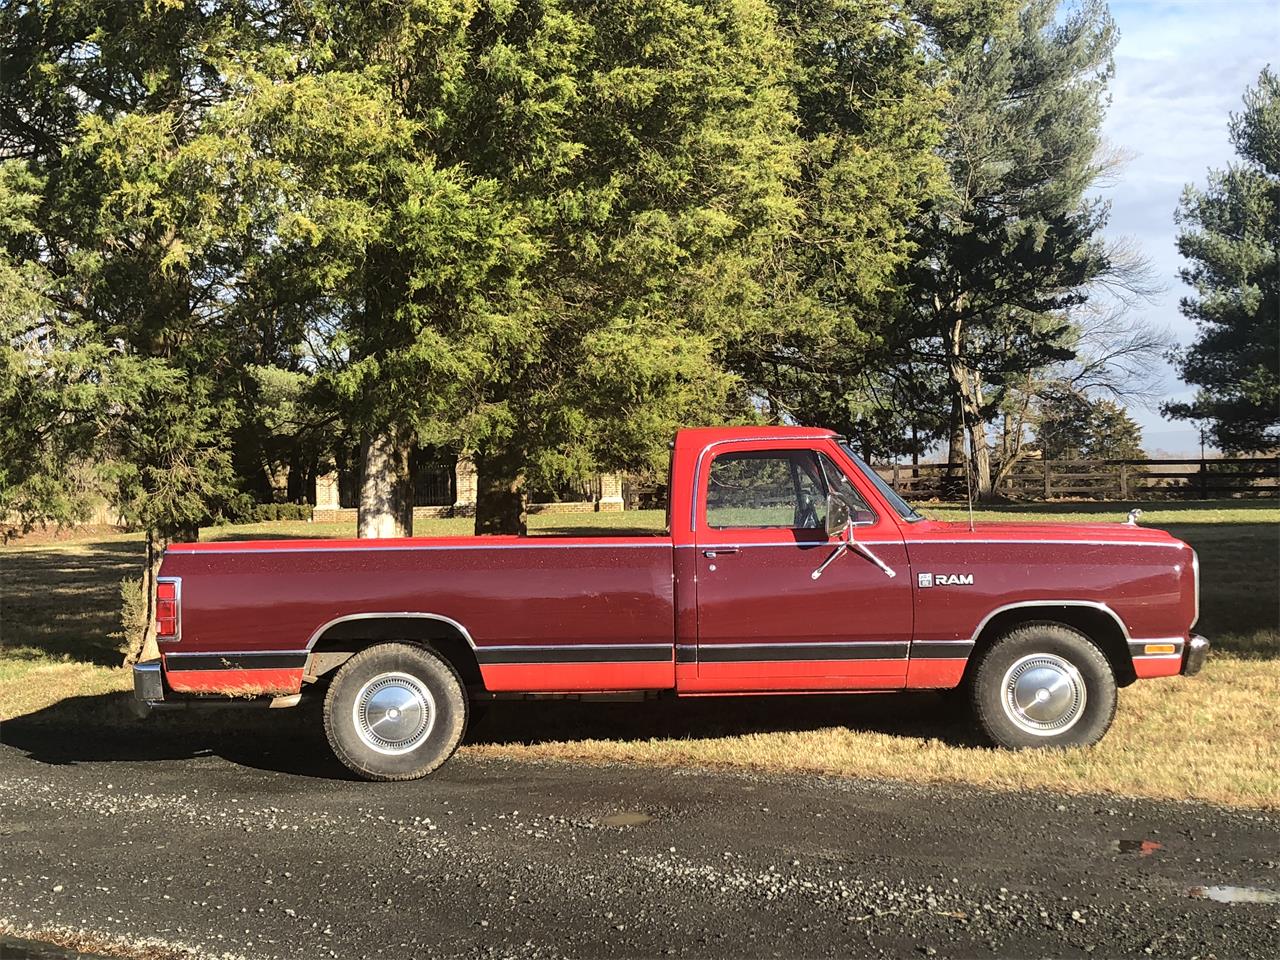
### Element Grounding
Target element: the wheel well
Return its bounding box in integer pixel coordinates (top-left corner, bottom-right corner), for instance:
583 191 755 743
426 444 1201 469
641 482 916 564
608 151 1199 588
305 616 485 691
967 605 1136 687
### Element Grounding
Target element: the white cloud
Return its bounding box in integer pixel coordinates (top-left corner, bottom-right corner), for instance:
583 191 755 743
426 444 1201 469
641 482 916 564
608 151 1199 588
1097 0 1277 452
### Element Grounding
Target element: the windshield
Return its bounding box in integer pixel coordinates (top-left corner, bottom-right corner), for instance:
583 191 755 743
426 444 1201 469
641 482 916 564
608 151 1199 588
840 443 925 522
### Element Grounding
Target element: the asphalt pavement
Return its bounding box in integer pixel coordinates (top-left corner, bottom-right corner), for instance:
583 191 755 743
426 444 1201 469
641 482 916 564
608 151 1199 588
0 710 1277 959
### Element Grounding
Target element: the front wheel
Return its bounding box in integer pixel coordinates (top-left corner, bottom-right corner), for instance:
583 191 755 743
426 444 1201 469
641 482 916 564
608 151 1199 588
969 623 1117 749
323 643 468 781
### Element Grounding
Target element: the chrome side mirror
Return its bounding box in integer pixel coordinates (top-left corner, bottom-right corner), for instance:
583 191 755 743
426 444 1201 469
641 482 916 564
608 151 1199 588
815 493 897 580
825 494 851 539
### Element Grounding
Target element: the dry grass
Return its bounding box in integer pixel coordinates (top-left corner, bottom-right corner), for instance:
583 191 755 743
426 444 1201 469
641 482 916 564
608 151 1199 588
0 657 131 723
464 657 1280 809
2 502 1277 809
0 916 233 959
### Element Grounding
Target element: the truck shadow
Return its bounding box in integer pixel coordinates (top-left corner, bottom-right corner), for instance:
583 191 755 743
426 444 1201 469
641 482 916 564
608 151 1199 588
0 690 977 781
0 694 354 779
469 693 981 749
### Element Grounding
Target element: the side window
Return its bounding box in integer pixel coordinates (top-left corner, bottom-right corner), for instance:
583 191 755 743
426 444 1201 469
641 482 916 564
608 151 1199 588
818 453 877 525
706 450 828 529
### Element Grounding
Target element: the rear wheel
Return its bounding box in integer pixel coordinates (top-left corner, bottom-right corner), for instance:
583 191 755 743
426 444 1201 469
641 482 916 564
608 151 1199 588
970 623 1117 749
323 643 467 781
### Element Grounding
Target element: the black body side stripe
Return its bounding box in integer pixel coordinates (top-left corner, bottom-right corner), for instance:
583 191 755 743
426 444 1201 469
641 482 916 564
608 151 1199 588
475 644 672 665
167 642 974 671
165 652 309 671
699 642 908 663
910 642 975 660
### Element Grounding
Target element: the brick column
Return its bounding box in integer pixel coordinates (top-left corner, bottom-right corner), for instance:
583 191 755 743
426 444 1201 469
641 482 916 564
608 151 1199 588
315 471 340 511
453 457 477 516
597 472 624 512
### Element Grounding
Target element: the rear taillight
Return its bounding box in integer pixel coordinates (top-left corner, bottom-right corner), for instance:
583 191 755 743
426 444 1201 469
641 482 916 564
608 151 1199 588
156 577 181 641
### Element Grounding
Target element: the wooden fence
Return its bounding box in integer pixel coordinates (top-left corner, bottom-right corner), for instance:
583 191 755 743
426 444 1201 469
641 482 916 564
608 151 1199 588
874 456 1280 501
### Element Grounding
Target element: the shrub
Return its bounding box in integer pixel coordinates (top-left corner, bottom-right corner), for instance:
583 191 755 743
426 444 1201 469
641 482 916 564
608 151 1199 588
217 500 314 524
116 576 148 661
242 502 313 523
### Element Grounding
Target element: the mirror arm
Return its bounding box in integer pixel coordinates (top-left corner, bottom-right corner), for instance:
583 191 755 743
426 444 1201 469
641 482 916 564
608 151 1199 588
850 539 896 578
813 494 896 580
810 543 848 581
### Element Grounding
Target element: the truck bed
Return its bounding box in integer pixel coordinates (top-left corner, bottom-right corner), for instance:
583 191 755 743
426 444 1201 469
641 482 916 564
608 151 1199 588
160 536 677 695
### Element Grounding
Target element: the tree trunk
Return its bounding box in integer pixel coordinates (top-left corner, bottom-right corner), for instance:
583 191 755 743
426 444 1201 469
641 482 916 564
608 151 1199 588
967 371 995 500
992 390 1034 489
474 449 527 536
944 310 967 481
286 451 308 504
124 521 196 665
123 532 163 665
358 426 414 538
945 395 965 475
947 349 995 501
969 422 994 500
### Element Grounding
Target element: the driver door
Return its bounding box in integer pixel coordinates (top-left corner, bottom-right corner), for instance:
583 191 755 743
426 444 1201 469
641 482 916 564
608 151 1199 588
691 442 912 692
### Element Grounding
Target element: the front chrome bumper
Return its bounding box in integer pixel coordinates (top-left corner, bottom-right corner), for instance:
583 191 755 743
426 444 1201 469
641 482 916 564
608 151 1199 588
1182 635 1210 676
133 659 164 703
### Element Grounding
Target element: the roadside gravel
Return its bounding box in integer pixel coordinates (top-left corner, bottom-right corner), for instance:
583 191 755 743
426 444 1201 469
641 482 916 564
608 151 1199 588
0 721 1277 959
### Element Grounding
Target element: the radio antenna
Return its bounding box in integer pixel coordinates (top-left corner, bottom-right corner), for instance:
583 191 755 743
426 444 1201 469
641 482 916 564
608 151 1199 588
957 394 976 532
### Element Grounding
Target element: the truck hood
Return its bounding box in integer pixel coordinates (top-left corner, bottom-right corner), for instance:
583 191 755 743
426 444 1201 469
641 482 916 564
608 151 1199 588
915 519 1183 546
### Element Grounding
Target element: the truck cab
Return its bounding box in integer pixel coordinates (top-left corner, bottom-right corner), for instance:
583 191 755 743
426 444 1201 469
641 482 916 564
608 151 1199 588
668 427 915 693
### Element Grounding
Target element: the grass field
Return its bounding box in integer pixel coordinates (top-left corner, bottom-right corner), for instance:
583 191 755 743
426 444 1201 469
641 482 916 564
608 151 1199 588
2 500 1277 808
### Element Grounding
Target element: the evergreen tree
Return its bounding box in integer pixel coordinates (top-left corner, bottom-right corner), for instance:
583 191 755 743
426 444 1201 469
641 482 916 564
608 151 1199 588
0 161 118 538
222 0 800 536
1165 68 1280 453
0 0 255 658
726 0 978 458
1035 388 1143 460
897 0 1119 498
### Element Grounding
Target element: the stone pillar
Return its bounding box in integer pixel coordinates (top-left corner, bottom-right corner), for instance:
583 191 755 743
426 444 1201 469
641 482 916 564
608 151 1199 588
597 472 625 512
315 471 341 511
453 457 477 516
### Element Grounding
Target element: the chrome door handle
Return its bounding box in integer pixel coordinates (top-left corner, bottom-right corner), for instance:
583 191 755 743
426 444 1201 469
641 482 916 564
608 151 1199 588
702 548 739 558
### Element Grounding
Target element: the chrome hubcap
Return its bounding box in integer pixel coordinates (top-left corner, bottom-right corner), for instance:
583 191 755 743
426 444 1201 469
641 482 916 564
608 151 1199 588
1001 654 1087 736
352 672 435 755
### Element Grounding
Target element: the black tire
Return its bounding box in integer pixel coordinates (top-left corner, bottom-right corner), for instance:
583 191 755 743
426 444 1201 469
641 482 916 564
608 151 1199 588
323 643 467 781
969 622 1117 749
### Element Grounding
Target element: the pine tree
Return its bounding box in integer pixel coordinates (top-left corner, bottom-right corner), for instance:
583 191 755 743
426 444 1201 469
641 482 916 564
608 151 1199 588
0 162 119 538
221 0 800 536
898 0 1119 498
1036 389 1143 460
1165 68 1280 453
725 0 968 455
1 0 255 658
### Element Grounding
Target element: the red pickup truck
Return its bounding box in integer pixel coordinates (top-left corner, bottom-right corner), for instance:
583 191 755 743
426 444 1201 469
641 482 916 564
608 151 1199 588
134 426 1208 780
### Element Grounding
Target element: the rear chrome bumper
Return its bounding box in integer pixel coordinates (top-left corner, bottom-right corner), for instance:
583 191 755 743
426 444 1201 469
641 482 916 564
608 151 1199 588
1182 635 1210 676
133 659 164 704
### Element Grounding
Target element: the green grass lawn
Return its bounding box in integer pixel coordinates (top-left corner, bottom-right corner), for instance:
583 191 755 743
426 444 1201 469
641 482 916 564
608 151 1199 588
2 501 1277 807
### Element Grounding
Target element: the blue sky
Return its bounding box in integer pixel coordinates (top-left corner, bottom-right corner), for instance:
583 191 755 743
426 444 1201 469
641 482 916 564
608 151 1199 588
1100 0 1278 453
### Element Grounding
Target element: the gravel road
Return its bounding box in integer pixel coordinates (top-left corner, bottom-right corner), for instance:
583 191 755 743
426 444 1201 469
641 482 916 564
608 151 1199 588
0 715 1277 959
